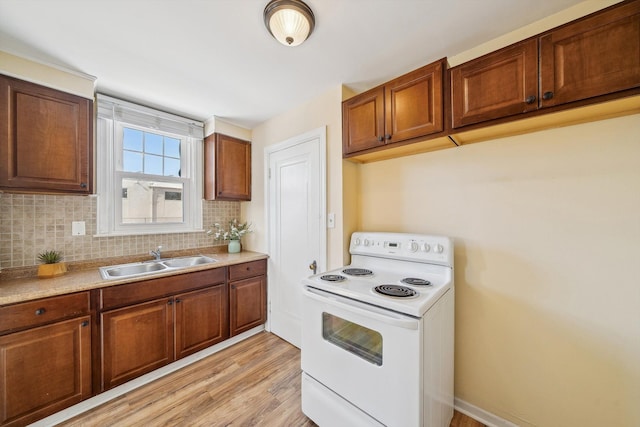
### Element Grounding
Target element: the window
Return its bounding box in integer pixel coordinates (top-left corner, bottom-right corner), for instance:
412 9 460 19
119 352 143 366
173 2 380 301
96 94 204 235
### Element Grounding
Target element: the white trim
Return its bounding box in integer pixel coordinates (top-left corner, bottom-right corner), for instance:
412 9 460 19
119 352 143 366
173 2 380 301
31 326 265 427
454 397 521 427
263 126 327 334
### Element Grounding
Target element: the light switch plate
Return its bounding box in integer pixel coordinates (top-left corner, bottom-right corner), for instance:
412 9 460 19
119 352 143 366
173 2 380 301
72 221 86 236
327 213 335 229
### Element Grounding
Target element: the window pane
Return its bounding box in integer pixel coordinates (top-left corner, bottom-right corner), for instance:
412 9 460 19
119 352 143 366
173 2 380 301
121 178 183 224
165 137 181 158
123 151 143 173
144 154 163 175
164 157 181 177
123 128 143 151
145 133 163 155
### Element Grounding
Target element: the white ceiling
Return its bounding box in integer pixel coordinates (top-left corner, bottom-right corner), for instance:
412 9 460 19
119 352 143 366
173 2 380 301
0 0 586 129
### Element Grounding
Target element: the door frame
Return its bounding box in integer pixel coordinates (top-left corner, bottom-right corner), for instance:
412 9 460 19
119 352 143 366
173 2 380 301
264 126 327 333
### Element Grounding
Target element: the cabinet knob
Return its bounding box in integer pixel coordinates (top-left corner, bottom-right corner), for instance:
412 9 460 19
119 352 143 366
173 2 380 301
175 298 181 303
385 134 392 141
35 308 46 316
377 136 383 142
542 91 554 100
81 320 89 327
525 95 536 104
80 182 87 188
168 299 173 305
231 285 236 289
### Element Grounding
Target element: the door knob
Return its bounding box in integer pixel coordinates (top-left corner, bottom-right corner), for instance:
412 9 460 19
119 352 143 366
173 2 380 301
309 260 317 275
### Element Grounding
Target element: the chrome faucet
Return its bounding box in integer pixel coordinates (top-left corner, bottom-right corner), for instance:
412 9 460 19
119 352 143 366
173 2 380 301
150 245 162 261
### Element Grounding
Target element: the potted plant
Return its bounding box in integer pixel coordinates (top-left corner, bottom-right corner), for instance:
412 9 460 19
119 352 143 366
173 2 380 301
207 219 253 253
37 250 68 278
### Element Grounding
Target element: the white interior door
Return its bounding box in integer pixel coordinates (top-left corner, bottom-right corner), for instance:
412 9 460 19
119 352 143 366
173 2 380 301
266 127 326 348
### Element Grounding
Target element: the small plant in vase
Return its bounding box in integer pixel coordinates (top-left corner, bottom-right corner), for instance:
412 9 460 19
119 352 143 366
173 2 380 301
37 250 68 278
207 219 253 253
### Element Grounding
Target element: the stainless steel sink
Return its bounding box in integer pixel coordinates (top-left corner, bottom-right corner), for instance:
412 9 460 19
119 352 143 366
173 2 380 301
162 256 216 268
99 256 217 280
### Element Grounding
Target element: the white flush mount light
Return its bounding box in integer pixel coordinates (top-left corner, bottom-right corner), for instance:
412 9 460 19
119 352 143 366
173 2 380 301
264 0 315 47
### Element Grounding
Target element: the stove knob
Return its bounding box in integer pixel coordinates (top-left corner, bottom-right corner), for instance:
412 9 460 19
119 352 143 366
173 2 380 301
433 244 444 254
421 243 430 252
363 239 371 247
354 238 361 246
409 241 419 252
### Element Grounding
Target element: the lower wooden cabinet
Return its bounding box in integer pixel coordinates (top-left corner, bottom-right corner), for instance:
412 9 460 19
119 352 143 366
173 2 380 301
229 260 267 337
101 298 174 390
175 286 229 359
0 316 91 426
99 273 229 391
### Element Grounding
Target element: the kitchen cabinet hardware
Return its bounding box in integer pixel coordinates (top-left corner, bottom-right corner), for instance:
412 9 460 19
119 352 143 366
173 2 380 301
35 308 46 315
542 91 554 100
309 260 317 274
167 299 173 305
0 74 93 194
204 133 251 201
377 136 384 142
81 320 89 327
525 95 537 104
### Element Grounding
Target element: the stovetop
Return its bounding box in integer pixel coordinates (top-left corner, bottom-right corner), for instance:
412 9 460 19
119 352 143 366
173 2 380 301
303 253 453 317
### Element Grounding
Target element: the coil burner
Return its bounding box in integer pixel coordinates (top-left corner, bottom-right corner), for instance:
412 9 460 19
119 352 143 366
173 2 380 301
320 274 346 282
343 268 373 277
401 277 431 286
374 284 417 298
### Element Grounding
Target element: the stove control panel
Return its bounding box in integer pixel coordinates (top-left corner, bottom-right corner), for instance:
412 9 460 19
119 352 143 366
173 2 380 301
349 232 452 266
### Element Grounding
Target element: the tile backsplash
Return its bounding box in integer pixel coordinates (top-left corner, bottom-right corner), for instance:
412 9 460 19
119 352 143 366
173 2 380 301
0 193 240 268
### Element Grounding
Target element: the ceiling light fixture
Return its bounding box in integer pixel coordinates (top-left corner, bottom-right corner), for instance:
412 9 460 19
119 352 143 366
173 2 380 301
264 0 315 47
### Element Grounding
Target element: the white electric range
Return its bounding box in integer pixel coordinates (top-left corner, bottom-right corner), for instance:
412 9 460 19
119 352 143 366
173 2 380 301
301 231 455 427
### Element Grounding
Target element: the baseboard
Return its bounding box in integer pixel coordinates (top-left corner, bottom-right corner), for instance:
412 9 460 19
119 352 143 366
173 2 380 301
454 397 520 427
31 326 265 427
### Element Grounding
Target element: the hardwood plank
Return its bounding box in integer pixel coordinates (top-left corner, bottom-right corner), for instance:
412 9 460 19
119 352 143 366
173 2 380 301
59 332 483 426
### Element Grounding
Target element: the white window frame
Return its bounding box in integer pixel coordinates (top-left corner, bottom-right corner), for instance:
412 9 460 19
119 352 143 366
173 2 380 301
96 94 203 236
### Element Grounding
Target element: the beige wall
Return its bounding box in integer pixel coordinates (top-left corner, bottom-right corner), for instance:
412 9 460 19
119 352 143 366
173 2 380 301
242 85 351 269
0 50 95 99
357 114 640 426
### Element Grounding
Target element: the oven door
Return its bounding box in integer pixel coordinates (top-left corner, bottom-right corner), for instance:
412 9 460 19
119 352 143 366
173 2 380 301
301 286 422 427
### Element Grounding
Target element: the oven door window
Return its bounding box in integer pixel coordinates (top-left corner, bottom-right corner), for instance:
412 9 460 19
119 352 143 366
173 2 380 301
322 312 382 366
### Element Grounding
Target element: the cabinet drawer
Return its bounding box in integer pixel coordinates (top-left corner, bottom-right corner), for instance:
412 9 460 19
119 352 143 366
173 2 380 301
0 292 90 334
228 259 267 281
100 267 226 310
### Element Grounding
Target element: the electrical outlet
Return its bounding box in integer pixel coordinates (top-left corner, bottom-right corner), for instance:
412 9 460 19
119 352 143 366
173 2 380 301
72 221 86 236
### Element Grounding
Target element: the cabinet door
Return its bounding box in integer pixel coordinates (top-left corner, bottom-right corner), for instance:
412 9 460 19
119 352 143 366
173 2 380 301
342 87 385 155
539 0 640 108
451 39 538 128
0 316 91 426
229 275 267 337
101 299 173 390
204 133 251 201
175 286 229 359
0 74 92 194
385 60 444 142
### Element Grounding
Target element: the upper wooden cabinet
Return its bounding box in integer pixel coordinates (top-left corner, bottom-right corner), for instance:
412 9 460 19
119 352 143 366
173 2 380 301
451 0 640 129
450 40 538 128
204 133 251 201
343 59 446 156
0 74 93 194
539 0 640 108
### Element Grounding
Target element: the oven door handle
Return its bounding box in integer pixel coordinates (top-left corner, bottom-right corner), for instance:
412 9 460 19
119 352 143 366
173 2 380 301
303 287 419 330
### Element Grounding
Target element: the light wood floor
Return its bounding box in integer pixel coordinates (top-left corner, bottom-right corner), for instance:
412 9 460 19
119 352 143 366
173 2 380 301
60 332 484 426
